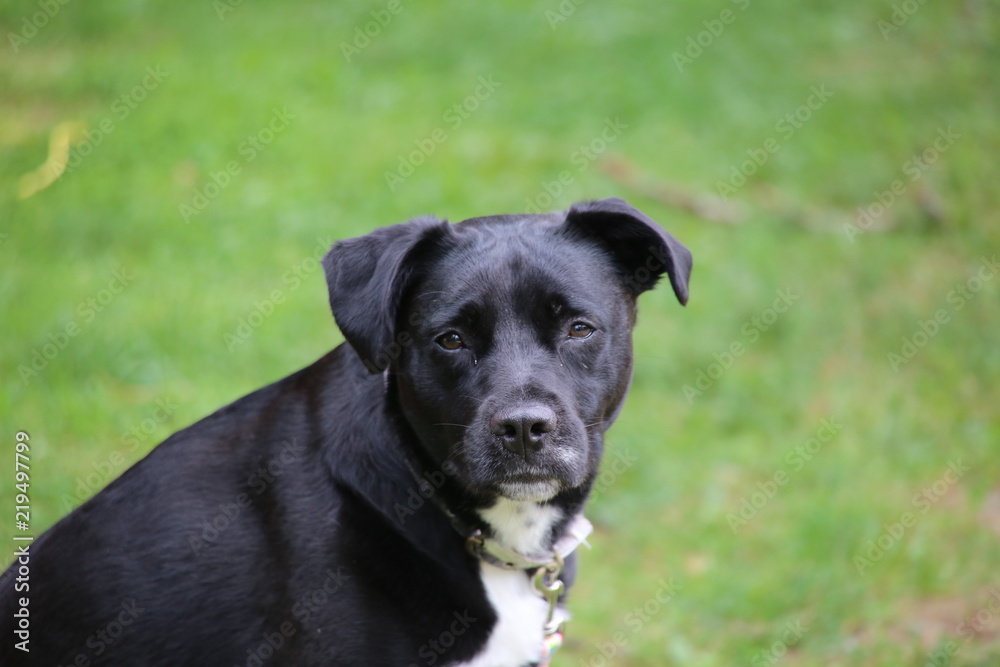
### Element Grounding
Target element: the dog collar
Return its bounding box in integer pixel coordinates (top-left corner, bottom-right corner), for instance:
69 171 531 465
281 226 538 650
461 508 592 644
398 450 593 570
465 513 590 650
464 513 593 571
398 453 591 649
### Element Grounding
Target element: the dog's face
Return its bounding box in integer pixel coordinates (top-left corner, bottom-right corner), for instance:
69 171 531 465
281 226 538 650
323 198 691 505
394 220 638 502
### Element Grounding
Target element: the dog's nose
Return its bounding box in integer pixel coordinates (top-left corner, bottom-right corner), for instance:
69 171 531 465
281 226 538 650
490 404 557 458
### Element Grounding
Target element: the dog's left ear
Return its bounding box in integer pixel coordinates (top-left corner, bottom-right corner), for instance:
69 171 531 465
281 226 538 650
563 197 693 304
322 217 452 373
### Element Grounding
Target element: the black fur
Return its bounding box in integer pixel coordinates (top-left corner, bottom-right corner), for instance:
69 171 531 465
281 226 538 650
1 198 690 666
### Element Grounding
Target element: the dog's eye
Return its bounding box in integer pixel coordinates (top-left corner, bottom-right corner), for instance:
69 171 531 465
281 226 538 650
568 322 595 339
436 331 465 350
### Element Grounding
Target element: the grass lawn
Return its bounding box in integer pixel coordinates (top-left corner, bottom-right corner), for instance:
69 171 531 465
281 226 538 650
2 1 999 664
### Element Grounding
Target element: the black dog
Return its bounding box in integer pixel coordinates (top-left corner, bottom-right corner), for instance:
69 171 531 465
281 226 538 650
1 197 691 666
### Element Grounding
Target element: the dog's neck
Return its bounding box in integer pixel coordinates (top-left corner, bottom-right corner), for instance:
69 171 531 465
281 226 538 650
476 498 564 557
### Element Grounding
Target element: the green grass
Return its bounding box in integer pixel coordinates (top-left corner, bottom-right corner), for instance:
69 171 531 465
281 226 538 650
2 1 999 664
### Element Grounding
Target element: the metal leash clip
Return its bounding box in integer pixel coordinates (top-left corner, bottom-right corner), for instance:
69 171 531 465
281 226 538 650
532 551 565 636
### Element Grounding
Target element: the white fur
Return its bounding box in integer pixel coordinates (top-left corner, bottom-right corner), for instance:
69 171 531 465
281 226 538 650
458 499 567 666
478 498 562 556
496 479 561 503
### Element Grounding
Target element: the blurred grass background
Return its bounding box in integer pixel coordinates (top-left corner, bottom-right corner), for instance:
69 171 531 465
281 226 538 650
2 0 999 664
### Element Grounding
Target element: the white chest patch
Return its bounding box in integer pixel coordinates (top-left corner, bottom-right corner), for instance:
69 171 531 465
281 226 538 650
458 564 553 666
477 498 562 557
457 499 567 667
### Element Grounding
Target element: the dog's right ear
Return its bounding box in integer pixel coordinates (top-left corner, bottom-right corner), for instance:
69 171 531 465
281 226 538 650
322 217 452 373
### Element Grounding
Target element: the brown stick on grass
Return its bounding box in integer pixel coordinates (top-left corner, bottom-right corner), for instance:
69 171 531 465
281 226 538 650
602 155 749 225
601 154 943 235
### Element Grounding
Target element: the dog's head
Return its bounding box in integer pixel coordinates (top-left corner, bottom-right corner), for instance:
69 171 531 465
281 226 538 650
323 198 691 505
